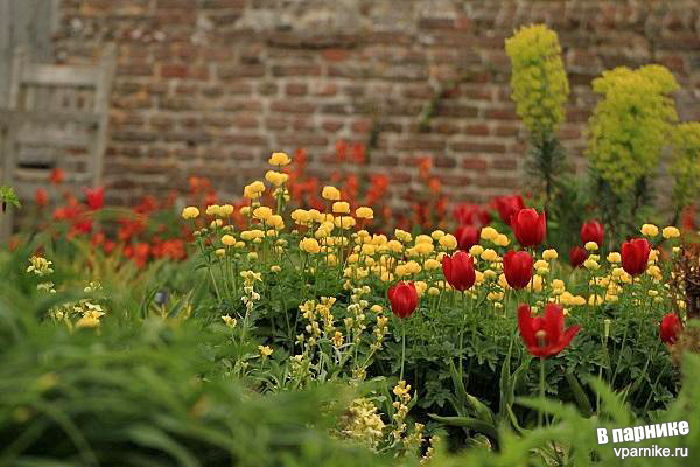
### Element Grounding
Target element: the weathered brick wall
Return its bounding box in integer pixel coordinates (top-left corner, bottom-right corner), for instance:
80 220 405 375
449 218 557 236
54 0 700 211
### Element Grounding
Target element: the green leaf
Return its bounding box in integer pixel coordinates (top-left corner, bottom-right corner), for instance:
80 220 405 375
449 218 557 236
428 414 498 440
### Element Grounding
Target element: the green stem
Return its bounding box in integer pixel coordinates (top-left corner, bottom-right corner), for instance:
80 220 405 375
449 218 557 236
400 319 407 382
539 356 546 427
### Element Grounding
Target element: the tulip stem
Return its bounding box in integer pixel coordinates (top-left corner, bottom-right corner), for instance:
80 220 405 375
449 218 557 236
459 291 469 381
539 356 546 427
400 319 407 382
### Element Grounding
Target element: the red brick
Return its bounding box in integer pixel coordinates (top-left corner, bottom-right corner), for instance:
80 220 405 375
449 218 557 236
286 83 308 96
462 159 487 171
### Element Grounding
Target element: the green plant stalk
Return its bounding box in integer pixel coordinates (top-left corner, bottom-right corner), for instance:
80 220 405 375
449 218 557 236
611 283 631 389
459 291 469 381
539 355 546 427
400 319 406 382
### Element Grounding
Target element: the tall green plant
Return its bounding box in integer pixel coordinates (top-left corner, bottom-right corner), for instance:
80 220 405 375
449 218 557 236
505 24 570 213
587 65 679 244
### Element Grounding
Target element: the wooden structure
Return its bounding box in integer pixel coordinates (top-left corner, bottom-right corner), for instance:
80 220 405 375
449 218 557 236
0 45 116 240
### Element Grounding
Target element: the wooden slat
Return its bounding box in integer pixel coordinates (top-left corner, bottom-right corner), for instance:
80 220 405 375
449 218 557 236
20 64 100 87
0 110 100 124
16 127 92 148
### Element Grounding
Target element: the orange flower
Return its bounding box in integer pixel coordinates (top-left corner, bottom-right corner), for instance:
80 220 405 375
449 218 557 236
49 168 65 185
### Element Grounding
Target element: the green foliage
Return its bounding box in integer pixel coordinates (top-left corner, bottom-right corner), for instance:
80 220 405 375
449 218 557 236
671 122 700 213
505 24 569 135
1 186 21 210
0 292 400 467
587 65 679 197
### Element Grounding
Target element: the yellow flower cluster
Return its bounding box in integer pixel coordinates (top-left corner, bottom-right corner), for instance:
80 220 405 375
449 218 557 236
505 24 569 134
205 204 234 218
341 398 386 451
27 256 54 276
587 64 679 195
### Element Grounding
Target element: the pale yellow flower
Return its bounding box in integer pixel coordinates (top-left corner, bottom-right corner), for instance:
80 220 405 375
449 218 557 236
542 249 558 260
182 206 200 219
641 223 659 237
322 186 341 201
268 152 291 167
480 227 499 241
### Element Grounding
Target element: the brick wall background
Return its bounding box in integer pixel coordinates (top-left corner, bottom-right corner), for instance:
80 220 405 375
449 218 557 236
53 0 700 211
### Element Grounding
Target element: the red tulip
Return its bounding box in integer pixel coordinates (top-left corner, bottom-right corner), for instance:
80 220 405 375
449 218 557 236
454 203 491 227
388 281 419 319
503 250 533 289
494 194 525 225
454 225 480 251
659 313 682 345
621 238 651 275
85 187 105 210
442 251 476 291
512 209 547 247
569 246 589 268
518 304 580 357
35 188 49 208
581 220 604 247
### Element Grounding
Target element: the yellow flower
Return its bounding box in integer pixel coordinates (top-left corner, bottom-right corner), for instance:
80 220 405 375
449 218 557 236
300 237 321 254
259 346 274 357
414 242 434 255
265 170 289 187
439 234 457 250
415 235 433 245
607 252 621 263
494 234 510 247
253 206 273 221
469 245 484 256
370 305 383 313
322 186 341 201
663 226 680 239
585 242 598 251
541 249 558 260
583 258 599 270
480 227 498 241
222 235 235 246
215 248 226 257
335 216 356 230
27 256 54 276
641 223 659 237
333 201 351 213
425 258 441 270
268 215 284 229
428 287 440 296
356 207 373 219
271 265 281 273
239 206 251 217
481 249 498 262
244 185 263 199
406 261 422 274
76 314 101 329
222 314 237 328
431 230 445 240
182 206 200 219
387 240 404 253
647 265 662 280
247 252 258 260
268 152 291 167
291 209 311 224
588 294 604 306
220 204 234 217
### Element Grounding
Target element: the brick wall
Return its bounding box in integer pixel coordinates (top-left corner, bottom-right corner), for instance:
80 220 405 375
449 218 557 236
54 0 700 211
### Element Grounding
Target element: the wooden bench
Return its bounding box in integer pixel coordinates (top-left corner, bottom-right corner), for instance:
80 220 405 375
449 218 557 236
0 45 116 240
